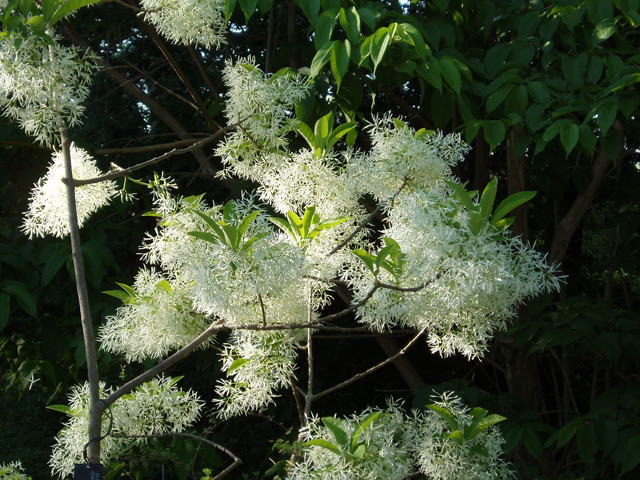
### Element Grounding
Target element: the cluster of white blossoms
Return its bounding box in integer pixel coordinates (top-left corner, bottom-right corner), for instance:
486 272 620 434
50 377 203 477
347 117 470 199
21 144 117 239
98 269 211 362
142 191 309 326
0 34 97 146
0 461 29 480
216 57 309 176
214 330 300 418
141 0 226 49
292 396 514 480
350 182 560 359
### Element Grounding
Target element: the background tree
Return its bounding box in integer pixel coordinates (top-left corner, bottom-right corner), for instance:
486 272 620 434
1 0 639 479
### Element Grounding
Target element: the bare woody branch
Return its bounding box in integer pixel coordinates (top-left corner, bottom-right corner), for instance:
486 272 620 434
312 324 429 401
67 117 250 187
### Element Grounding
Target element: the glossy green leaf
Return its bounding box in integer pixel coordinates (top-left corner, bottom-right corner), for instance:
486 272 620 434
310 40 335 76
299 0 320 23
315 8 340 48
339 6 360 45
227 358 249 375
49 0 101 26
322 417 348 447
492 191 536 225
238 0 258 22
330 39 350 91
306 439 342 456
326 121 357 151
440 57 461 96
426 404 459 432
370 27 390 72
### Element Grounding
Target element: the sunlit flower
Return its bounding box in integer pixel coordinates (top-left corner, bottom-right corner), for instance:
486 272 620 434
98 269 212 362
21 144 117 239
0 33 97 146
50 377 203 478
141 0 226 49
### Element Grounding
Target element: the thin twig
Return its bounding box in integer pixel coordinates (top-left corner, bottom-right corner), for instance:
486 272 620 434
112 432 241 480
312 324 428 401
258 293 267 326
288 373 305 427
104 321 225 407
68 117 250 187
234 282 380 331
327 180 408 257
304 286 314 422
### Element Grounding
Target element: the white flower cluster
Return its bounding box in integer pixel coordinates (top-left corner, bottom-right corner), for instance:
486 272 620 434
143 191 308 326
406 394 515 480
217 57 308 176
0 34 97 146
141 0 226 49
214 330 300 418
98 269 211 362
291 396 514 480
351 183 560 359
290 404 413 480
0 0 9 12
50 377 203 478
347 116 470 199
21 144 117 239
0 461 29 480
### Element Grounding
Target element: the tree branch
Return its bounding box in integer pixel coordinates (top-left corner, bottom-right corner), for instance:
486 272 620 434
312 324 429 401
103 321 225 407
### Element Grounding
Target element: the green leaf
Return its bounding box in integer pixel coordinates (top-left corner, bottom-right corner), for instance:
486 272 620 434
301 205 316 238
2 281 37 317
305 439 342 456
188 231 222 245
339 6 360 45
482 119 506 151
330 39 350 91
370 27 390 71
357 7 376 31
443 180 475 213
559 123 579 156
225 0 237 22
426 404 459 432
557 424 578 448
49 0 100 26
26 14 45 32
597 100 617 136
353 249 377 275
299 0 320 23
42 246 69 286
315 8 340 48
314 112 332 151
486 84 513 114
237 211 260 242
492 191 536 225
227 358 249 375
446 429 465 446
269 217 294 237
400 23 427 60
102 290 132 301
192 210 227 244
469 444 490 457
326 121 357 151
622 434 640 475
46 404 71 414
576 424 598 466
310 40 334 78
440 57 461 96
297 121 317 150
351 443 367 459
115 282 137 297
238 0 258 22
353 411 381 445
322 417 348 447
479 178 498 225
592 18 617 46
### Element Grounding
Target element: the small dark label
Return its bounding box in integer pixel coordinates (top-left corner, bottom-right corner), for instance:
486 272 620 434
74 463 103 480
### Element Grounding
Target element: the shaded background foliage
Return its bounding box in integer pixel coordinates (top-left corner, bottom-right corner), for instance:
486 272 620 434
1 0 640 478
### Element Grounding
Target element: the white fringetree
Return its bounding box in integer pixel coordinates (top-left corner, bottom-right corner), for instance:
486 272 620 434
2 0 560 478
